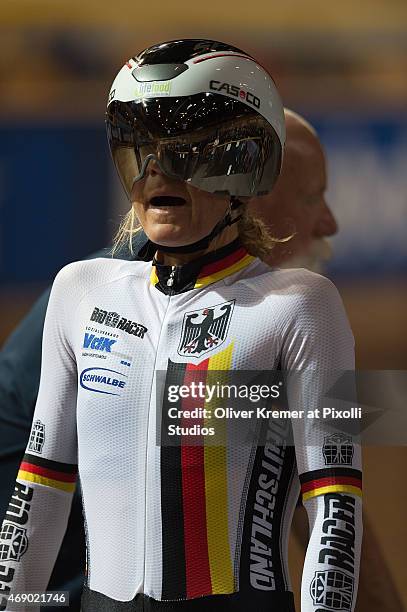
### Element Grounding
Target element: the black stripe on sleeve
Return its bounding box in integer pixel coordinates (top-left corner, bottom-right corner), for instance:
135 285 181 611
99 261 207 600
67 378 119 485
23 453 78 474
299 467 362 485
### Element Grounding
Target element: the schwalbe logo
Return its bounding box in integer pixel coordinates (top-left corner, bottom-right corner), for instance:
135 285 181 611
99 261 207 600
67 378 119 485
209 80 260 109
80 367 127 396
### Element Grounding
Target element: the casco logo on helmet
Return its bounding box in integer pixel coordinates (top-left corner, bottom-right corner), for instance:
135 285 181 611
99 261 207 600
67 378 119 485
209 80 260 109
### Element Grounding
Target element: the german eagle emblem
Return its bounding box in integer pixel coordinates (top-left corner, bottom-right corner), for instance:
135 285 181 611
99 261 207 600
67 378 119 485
178 300 234 357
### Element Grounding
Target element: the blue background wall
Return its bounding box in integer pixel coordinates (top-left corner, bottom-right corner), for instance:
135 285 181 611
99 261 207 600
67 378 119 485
0 125 110 283
1 116 406 284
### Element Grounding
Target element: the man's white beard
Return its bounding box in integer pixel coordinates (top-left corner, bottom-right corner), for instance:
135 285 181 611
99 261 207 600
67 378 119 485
280 238 333 274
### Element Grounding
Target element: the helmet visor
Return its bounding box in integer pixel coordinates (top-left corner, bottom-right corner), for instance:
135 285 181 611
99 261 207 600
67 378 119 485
106 95 282 199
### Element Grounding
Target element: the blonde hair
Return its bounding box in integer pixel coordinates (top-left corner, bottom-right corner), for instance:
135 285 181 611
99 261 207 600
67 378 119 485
111 204 291 261
237 205 287 260
111 207 141 257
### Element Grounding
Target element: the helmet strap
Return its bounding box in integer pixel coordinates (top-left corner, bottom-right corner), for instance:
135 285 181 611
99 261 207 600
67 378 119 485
137 197 243 260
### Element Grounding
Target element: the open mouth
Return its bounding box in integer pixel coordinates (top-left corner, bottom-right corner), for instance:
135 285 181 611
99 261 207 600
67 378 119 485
149 195 187 207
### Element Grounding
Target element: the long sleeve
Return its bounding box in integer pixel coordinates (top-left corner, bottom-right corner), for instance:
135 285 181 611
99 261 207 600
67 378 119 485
0 267 79 612
281 273 362 612
0 242 147 612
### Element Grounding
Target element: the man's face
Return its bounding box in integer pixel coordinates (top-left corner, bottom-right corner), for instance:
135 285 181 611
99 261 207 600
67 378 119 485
249 127 337 272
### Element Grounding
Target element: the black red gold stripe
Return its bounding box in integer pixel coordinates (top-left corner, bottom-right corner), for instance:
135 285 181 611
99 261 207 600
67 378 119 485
150 241 255 291
300 468 362 501
18 453 77 493
195 247 254 288
160 346 235 599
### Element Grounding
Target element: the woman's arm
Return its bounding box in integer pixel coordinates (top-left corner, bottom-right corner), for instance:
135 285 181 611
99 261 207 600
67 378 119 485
281 272 362 612
0 266 79 612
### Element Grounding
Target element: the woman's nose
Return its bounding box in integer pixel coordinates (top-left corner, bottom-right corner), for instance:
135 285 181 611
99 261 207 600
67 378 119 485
145 157 164 177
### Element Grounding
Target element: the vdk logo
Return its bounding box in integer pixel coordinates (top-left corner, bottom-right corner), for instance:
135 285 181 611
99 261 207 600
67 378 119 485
80 368 127 396
83 333 117 353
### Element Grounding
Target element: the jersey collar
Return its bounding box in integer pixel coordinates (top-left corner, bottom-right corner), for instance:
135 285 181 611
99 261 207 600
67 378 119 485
148 238 255 295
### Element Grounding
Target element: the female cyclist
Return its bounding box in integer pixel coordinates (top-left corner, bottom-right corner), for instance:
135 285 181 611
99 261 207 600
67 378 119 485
0 39 362 612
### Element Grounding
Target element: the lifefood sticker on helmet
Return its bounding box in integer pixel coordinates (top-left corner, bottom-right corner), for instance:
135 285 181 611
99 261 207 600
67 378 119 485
134 81 172 98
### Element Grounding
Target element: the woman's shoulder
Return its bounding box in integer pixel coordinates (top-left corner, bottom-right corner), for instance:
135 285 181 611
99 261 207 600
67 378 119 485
51 257 150 296
252 262 341 303
273 266 339 295
249 265 349 333
265 267 351 340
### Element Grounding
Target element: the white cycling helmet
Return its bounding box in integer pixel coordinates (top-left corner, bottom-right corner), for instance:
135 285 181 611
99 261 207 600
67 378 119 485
106 39 285 200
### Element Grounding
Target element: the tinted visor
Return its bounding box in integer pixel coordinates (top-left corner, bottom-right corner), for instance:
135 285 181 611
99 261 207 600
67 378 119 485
106 94 282 199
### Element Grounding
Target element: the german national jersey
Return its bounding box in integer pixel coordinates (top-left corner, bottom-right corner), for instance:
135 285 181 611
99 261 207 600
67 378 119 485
0 239 362 611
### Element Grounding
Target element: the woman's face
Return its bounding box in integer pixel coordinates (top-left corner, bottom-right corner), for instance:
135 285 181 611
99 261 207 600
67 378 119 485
130 159 231 248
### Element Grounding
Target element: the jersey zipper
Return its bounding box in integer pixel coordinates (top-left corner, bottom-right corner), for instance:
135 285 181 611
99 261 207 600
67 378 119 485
167 266 176 295
166 266 176 293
